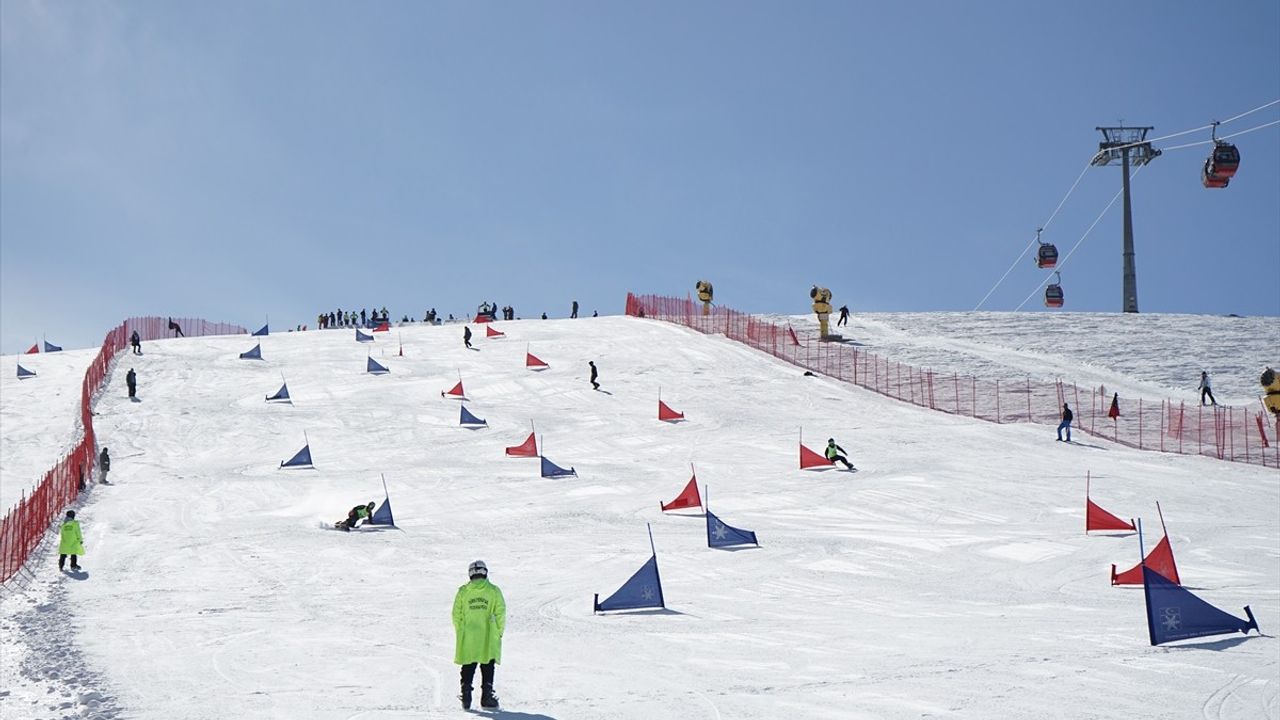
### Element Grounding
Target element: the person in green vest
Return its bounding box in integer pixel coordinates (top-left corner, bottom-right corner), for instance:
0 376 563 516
59 510 84 571
825 438 855 471
452 560 506 710
334 502 376 531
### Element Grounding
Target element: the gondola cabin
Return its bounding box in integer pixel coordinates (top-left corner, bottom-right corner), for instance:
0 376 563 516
1209 142 1240 179
1044 272 1064 308
1202 160 1230 189
1036 242 1058 269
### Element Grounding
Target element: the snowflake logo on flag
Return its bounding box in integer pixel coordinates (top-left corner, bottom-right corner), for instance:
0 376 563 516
1160 606 1182 631
641 585 655 601
713 522 728 540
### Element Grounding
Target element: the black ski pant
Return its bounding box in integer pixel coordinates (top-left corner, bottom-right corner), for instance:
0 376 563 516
59 554 79 570
829 453 853 469
1201 388 1217 406
127 383 136 398
460 661 495 690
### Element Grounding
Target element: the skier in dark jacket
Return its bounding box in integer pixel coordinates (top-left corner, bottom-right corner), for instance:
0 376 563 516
837 305 850 327
336 502 376 531
1057 403 1074 442
99 447 111 484
1198 371 1218 406
825 438 854 470
130 330 142 355
463 326 473 349
126 368 137 398
570 300 579 319
167 318 184 337
589 361 599 390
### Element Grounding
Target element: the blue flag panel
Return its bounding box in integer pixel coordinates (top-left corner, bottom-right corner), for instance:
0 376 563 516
281 443 313 468
240 344 263 360
540 456 576 478
594 555 664 612
369 497 395 526
706 509 759 548
252 324 269 337
367 356 389 374
1143 566 1258 645
17 364 35 379
355 329 374 343
460 405 487 425
266 382 290 402
44 341 62 352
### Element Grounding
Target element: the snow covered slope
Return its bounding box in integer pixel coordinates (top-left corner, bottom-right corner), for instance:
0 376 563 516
2 315 1277 720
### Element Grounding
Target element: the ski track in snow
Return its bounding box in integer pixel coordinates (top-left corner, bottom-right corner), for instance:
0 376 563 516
1 314 1277 720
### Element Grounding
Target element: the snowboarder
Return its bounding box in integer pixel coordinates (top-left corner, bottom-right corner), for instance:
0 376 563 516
570 300 579 319
463 326 473 349
99 447 111 484
589 361 599 391
58 510 83 571
825 438 855 470
130 330 142 355
126 368 137 398
1198 371 1218 406
335 502 376 531
167 317 184 337
837 305 850 327
453 560 505 710
1057 403 1073 442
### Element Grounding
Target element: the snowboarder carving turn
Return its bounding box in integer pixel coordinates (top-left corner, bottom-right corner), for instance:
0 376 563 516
825 438 855 470
453 560 505 710
334 502 375 531
589 361 599 391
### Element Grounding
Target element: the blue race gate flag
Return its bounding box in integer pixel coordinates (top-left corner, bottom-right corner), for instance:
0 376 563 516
460 404 487 426
594 555 664 612
595 525 665 613
540 456 576 478
240 343 263 360
266 381 290 402
252 324 269 337
280 441 313 468
367 356 389 374
17 364 36 379
43 341 62 352
355 329 374 343
706 509 759 549
1143 566 1259 645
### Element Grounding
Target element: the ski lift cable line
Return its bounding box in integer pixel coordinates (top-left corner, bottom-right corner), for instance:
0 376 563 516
1013 167 1142 311
1158 119 1280 151
1094 99 1279 154
972 160 1094 311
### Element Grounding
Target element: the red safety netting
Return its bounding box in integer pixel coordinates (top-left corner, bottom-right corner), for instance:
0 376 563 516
1 317 246 584
626 293 1278 468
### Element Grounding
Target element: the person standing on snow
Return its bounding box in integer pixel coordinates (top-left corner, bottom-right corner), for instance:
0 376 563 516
570 300 579 319
837 305 850 327
1057 403 1073 442
453 560 505 710
1198 371 1218 406
825 438 855 470
463 326 473 349
588 361 599 391
126 368 137 399
59 510 84 572
99 447 111 484
130 330 142 355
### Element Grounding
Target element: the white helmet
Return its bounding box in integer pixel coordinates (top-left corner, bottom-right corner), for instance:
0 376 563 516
468 560 488 579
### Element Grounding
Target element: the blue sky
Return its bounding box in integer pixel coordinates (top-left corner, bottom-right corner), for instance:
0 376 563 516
3 0 1277 353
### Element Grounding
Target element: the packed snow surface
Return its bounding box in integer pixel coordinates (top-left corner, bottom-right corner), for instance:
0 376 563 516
1 313 1277 720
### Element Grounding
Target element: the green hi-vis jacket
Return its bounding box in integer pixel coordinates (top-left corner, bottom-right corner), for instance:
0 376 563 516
59 520 84 555
452 578 506 665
